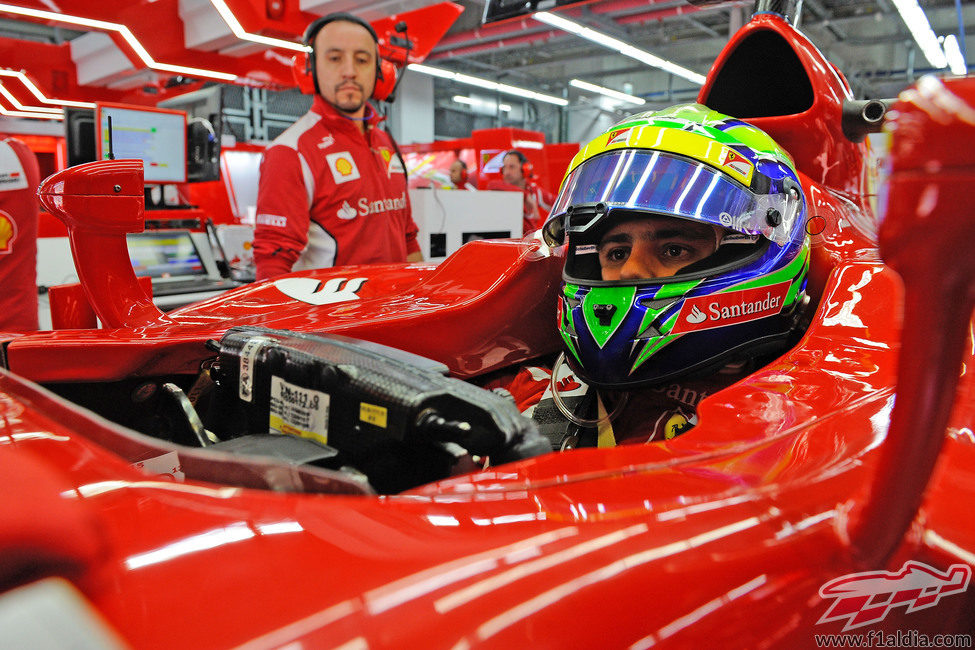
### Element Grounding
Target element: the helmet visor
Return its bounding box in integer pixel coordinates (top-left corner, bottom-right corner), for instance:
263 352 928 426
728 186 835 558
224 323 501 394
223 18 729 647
545 150 800 247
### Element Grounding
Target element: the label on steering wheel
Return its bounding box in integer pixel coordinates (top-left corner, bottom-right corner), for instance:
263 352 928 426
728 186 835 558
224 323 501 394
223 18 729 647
268 375 330 444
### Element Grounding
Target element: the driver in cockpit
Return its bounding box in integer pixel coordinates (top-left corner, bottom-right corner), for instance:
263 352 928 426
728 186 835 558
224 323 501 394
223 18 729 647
491 103 812 449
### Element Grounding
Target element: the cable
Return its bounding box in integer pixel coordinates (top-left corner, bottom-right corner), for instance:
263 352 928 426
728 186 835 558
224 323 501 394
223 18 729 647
549 352 628 427
430 183 447 233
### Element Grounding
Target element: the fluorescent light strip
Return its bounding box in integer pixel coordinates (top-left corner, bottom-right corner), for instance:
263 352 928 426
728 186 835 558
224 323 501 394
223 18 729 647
943 35 967 75
0 3 238 82
569 78 645 105
0 69 95 108
0 98 63 120
888 0 947 68
207 0 307 52
534 11 705 85
453 95 512 112
0 82 63 114
408 63 568 106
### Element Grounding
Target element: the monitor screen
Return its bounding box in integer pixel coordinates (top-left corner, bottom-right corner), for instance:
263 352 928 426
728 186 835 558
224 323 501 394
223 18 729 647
97 103 187 183
65 107 96 168
158 85 223 183
127 230 206 279
482 0 586 24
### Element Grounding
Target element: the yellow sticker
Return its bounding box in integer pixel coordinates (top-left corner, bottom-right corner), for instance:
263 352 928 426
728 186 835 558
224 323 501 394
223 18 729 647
268 376 329 445
360 402 388 428
566 125 755 187
663 412 690 440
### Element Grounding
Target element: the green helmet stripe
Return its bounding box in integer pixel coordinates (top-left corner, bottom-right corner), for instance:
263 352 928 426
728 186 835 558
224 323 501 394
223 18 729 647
583 286 637 349
561 330 583 365
631 332 680 374
654 278 703 300
723 241 810 296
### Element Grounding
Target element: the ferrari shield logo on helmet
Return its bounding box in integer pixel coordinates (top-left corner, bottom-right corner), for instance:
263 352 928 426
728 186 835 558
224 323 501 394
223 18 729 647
607 128 632 145
720 148 753 179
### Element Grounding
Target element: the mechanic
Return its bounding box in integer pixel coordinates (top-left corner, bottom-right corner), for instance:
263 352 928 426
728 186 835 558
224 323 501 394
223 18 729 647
448 159 475 190
253 12 422 281
489 104 811 449
0 136 39 331
488 149 555 235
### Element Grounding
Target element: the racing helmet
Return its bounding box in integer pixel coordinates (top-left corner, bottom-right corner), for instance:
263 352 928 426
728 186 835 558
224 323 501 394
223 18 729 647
543 103 810 389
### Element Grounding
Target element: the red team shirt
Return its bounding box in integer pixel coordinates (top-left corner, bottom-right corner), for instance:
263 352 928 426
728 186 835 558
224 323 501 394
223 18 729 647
254 97 420 280
0 137 39 332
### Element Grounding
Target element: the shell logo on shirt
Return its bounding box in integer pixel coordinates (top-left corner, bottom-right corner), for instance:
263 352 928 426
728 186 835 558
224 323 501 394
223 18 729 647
326 151 360 184
0 211 17 254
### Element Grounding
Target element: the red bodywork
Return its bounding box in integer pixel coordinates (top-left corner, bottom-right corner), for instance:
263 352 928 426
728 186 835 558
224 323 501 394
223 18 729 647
1 14 974 648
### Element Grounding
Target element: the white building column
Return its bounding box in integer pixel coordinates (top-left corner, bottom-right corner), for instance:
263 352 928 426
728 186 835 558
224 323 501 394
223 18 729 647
386 72 434 144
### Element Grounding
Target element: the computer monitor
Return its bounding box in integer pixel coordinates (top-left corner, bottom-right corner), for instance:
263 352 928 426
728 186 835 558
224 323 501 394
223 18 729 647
127 230 207 279
96 102 187 184
158 85 223 183
65 107 96 169
483 0 585 24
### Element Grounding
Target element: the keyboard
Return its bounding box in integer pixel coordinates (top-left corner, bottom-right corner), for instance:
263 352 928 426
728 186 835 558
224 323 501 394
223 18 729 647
151 278 240 297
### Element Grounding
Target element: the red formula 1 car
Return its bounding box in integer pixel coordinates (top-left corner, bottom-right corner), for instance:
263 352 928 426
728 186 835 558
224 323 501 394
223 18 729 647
2 11 974 649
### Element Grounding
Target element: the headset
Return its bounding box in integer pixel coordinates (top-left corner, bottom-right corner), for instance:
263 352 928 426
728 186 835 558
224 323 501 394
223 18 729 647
291 12 397 102
506 149 534 182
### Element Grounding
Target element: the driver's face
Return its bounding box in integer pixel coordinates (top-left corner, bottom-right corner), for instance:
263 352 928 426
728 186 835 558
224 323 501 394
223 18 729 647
598 216 721 280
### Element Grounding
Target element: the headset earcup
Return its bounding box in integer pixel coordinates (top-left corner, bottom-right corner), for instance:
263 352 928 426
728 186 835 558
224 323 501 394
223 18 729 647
522 160 534 180
372 59 397 101
292 52 316 95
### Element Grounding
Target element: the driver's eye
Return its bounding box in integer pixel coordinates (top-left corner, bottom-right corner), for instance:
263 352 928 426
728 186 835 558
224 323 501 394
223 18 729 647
663 244 686 258
606 247 629 262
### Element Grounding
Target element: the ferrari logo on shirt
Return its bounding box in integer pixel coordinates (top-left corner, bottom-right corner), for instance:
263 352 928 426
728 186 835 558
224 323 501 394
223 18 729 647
326 151 360 184
379 148 405 176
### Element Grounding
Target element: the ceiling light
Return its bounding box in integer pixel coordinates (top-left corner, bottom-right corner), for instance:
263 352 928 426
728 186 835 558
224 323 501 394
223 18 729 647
533 11 705 85
408 63 568 106
570 79 645 105
0 70 95 108
0 98 63 120
943 35 967 75
0 83 63 114
207 0 306 52
887 0 947 68
452 95 513 113
0 3 238 82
